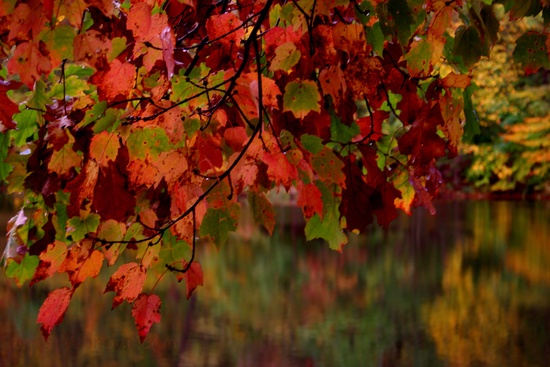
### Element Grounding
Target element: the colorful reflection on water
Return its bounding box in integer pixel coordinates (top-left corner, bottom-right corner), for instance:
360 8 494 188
0 200 549 366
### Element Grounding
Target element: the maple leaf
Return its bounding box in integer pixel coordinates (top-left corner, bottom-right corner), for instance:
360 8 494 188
105 262 147 309
37 287 73 340
89 131 120 167
92 162 136 221
513 32 550 74
176 261 204 299
199 204 240 248
132 293 162 343
305 181 348 251
89 59 135 101
297 182 324 220
58 239 104 288
340 160 376 232
398 104 447 168
248 190 276 235
73 30 112 69
309 148 346 187
405 39 433 77
30 241 68 286
283 80 321 119
48 144 82 177
7 2 46 43
262 149 299 190
0 79 22 130
5 255 39 288
7 41 52 88
206 13 245 49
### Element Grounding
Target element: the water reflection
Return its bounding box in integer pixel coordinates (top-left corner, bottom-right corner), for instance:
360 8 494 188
0 201 549 366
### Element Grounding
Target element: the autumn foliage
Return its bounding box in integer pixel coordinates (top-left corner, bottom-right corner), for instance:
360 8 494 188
0 0 549 341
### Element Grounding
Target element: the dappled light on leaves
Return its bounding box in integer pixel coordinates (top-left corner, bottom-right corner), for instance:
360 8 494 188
0 0 548 341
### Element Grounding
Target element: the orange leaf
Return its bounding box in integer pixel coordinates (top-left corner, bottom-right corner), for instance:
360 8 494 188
104 262 147 308
132 293 161 343
441 73 472 89
30 241 68 286
37 287 73 340
58 239 104 288
89 131 120 167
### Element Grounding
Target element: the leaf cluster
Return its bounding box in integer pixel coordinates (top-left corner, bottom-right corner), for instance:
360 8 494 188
0 0 548 341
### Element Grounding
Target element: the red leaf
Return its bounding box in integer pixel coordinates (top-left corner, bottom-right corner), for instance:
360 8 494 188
224 127 248 152
132 293 161 343
37 287 73 340
340 160 375 232
194 133 223 173
89 59 135 101
92 162 136 221
176 261 203 299
356 110 387 142
206 13 245 49
8 3 46 43
0 79 22 130
262 150 299 191
104 262 147 308
297 182 323 219
7 41 52 88
398 104 447 168
66 160 99 216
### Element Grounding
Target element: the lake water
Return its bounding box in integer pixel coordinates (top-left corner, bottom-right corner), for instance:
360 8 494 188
0 200 549 366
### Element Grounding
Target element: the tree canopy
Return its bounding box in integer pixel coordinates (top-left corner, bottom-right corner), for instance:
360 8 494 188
0 0 549 341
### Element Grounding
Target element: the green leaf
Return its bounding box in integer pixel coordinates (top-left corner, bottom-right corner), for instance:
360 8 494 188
50 75 88 99
0 132 12 181
330 114 360 143
93 108 121 133
367 22 385 55
152 230 191 274
304 181 348 251
40 25 75 60
11 109 39 146
78 101 108 129
269 42 301 72
310 148 345 186
53 191 70 241
64 64 95 78
170 74 203 103
127 127 171 160
378 0 414 46
283 80 321 119
462 84 480 143
513 32 550 73
480 5 500 47
405 38 432 77
300 134 324 154
67 213 101 242
6 255 39 287
28 79 49 110
247 191 276 235
199 205 239 248
452 25 488 68
109 37 127 62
